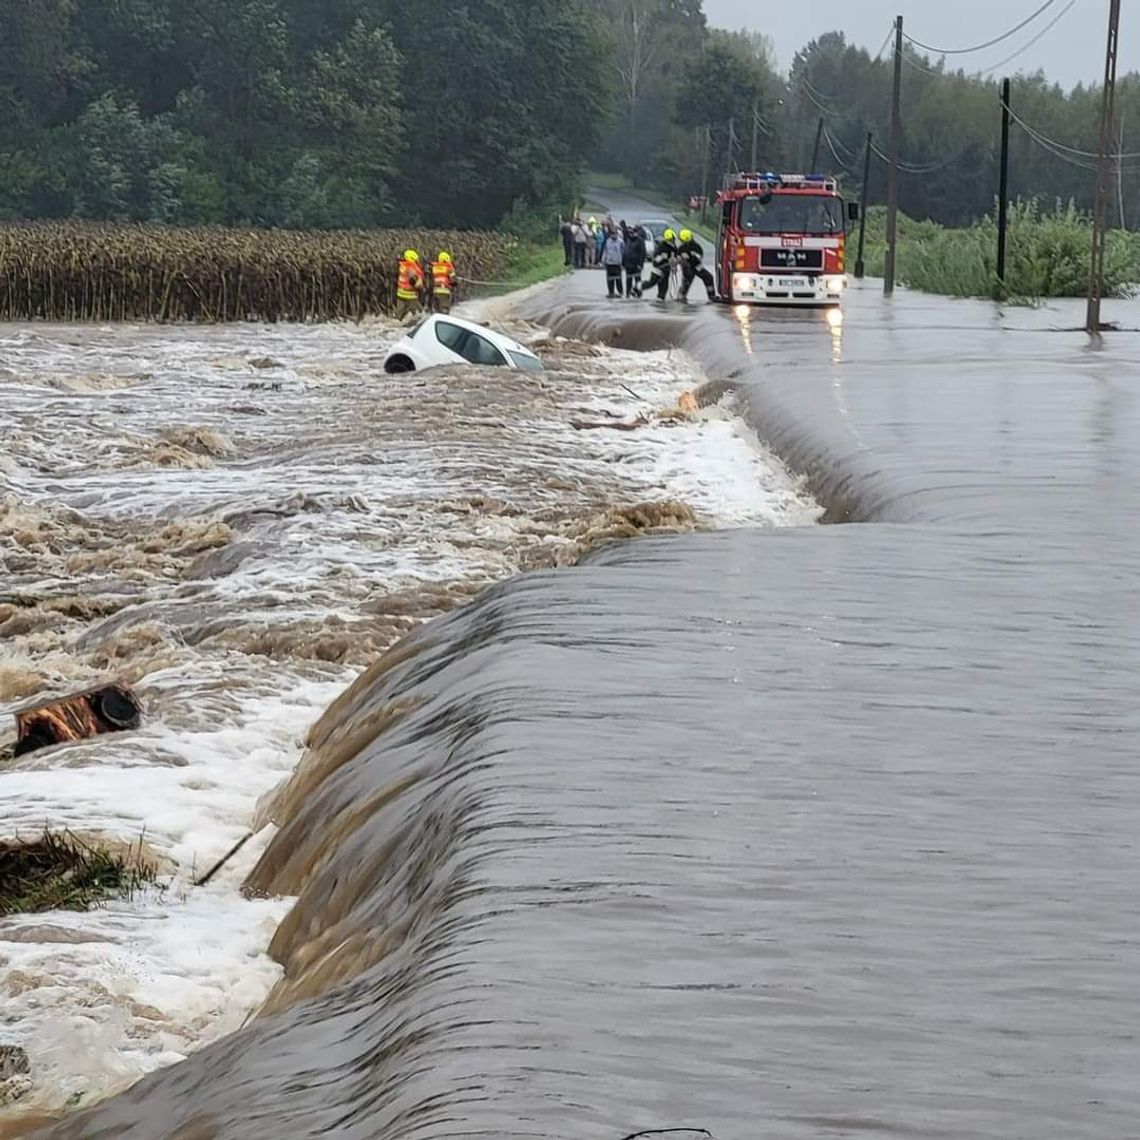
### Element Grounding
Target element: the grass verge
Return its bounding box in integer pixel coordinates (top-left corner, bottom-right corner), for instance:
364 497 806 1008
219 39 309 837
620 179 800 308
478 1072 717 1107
499 239 572 290
0 830 157 916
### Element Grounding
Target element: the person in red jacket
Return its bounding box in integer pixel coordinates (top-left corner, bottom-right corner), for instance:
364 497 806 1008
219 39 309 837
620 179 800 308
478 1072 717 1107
431 251 457 313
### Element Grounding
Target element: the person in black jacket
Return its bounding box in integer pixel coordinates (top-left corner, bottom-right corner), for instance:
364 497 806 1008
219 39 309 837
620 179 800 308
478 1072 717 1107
559 217 574 266
642 228 678 301
677 229 718 302
622 225 647 297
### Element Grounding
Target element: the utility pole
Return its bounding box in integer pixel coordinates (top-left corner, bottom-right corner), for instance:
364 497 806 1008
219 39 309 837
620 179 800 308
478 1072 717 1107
728 115 736 175
997 77 1011 295
885 14 903 296
855 132 873 279
751 98 759 171
810 116 824 172
1088 0 1121 336
1117 109 1127 229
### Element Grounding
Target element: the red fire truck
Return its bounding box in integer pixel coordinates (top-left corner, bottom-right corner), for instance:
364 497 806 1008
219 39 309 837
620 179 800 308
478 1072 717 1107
714 172 859 306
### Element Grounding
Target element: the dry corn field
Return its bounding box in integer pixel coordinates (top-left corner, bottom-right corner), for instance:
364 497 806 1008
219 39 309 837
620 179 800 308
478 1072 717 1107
0 222 511 322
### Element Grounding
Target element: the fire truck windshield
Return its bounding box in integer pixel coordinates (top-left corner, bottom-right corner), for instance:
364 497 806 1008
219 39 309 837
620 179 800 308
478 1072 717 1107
740 194 841 235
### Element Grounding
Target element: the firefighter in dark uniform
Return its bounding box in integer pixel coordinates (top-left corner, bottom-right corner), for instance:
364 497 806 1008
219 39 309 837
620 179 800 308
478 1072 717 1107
642 227 679 301
677 229 718 302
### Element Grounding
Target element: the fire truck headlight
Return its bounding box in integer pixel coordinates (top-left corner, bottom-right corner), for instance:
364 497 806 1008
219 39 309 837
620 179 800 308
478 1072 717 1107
825 275 846 293
732 273 759 295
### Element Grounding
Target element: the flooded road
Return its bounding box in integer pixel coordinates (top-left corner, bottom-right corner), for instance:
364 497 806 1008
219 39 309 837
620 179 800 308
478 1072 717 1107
6 257 1140 1139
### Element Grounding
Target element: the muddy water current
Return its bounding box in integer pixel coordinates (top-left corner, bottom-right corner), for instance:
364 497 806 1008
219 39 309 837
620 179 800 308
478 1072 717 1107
0 303 815 1122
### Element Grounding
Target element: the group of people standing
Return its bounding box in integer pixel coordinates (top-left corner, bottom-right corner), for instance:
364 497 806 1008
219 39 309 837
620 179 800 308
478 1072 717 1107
394 249 457 320
561 216 718 303
562 215 611 270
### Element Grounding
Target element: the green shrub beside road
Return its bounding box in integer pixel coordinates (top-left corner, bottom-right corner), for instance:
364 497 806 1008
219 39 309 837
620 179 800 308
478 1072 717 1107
860 202 1139 301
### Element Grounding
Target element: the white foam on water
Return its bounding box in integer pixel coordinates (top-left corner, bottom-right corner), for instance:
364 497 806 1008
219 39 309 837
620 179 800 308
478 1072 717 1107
0 303 818 1114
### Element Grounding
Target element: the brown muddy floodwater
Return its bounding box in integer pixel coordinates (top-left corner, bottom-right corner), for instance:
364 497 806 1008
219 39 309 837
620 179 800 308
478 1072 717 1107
0 305 815 1123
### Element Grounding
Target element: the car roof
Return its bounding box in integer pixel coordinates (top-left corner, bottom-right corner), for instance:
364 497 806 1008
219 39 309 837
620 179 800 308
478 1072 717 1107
423 313 535 355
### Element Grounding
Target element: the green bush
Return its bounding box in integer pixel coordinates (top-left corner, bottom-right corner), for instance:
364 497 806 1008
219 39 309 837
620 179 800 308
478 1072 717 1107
859 200 1139 301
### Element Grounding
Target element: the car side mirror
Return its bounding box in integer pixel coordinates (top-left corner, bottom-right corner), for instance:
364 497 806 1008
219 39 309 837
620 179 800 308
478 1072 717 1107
847 202 861 222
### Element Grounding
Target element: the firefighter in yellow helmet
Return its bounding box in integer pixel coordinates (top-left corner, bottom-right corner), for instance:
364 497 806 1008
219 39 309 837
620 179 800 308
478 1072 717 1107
431 251 457 314
677 228 718 302
642 227 679 301
395 249 425 321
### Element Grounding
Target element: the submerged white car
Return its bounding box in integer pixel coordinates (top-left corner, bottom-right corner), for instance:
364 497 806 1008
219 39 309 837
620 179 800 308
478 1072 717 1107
383 314 544 374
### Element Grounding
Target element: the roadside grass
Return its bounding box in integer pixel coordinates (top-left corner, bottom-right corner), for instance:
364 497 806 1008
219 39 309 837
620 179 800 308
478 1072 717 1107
0 830 157 916
501 239 571 289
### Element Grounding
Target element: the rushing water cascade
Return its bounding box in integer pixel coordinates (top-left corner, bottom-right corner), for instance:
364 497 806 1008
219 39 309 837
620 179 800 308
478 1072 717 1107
0 306 815 1122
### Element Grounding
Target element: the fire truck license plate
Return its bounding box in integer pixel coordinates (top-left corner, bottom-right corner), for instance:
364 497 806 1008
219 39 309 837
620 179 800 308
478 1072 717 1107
781 278 808 290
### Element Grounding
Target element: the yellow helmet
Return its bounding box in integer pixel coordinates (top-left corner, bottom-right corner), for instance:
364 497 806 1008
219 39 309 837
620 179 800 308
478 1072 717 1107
404 249 419 262
679 228 693 242
438 251 452 263
663 228 676 242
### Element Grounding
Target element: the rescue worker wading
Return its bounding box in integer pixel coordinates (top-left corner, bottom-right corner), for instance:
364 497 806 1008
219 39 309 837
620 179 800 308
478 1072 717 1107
643 227 679 301
396 249 425 320
677 229 718 302
431 251 456 313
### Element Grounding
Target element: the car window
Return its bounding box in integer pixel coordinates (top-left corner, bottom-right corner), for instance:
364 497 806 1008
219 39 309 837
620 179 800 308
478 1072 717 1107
507 351 544 372
459 332 507 367
434 320 467 351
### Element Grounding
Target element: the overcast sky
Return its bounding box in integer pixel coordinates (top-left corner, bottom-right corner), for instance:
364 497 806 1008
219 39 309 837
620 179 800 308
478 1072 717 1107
702 0 1137 91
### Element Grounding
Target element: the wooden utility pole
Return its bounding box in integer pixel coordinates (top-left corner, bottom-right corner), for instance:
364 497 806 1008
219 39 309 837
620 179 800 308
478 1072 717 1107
855 132 873 279
751 98 759 170
997 78 1011 294
885 15 903 295
810 116 824 172
1117 110 1127 229
728 115 736 174
1088 0 1122 335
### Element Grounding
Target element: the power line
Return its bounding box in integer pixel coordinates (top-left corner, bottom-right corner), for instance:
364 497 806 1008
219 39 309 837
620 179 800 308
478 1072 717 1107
872 24 896 64
800 74 841 106
1002 99 1140 160
824 128 857 161
870 140 975 175
903 0 1059 56
822 130 858 178
899 50 949 78
979 0 1078 75
1007 110 1140 174
795 78 836 119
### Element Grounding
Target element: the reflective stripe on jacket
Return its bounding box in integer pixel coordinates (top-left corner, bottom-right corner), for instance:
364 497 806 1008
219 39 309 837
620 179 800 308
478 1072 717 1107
397 260 423 300
431 263 455 294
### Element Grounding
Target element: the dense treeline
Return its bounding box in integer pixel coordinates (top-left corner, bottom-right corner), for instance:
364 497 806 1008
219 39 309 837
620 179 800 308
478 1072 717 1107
0 0 608 230
590 9 1140 230
2 1 1136 233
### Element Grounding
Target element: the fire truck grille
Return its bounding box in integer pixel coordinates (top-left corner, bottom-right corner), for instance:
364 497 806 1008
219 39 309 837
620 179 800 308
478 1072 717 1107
760 248 823 270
